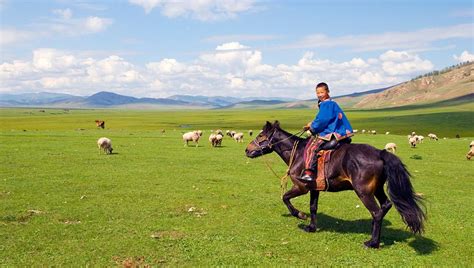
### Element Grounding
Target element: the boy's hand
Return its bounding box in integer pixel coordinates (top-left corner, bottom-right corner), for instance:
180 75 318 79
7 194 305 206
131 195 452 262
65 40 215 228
303 125 311 131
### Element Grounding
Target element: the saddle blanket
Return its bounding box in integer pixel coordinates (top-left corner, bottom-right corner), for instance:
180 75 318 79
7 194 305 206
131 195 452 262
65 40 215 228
315 150 332 191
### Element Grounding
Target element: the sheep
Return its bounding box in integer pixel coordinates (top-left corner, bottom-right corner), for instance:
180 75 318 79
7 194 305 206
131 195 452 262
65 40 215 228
428 133 439 141
215 129 223 135
215 134 223 147
97 137 113 154
248 130 253 136
209 133 223 147
371 130 377 135
361 129 366 134
466 141 474 160
384 142 397 154
196 130 203 137
227 130 236 138
411 131 416 136
233 132 244 143
409 136 417 148
183 131 200 147
353 129 358 133
416 135 424 143
385 131 390 135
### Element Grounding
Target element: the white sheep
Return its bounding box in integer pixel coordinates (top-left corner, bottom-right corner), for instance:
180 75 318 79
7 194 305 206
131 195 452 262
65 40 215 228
384 142 397 154
183 131 200 147
215 129 223 135
209 133 223 147
409 136 417 148
233 132 244 143
371 130 377 135
416 135 424 143
428 133 439 141
385 131 390 135
227 130 236 138
361 129 366 134
97 137 113 154
353 129 358 133
467 141 474 160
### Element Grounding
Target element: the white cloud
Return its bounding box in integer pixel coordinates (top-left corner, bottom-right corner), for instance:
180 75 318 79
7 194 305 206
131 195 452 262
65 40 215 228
0 47 436 98
0 28 35 46
1 10 113 47
380 50 433 76
453 51 474 62
129 0 257 21
285 23 474 52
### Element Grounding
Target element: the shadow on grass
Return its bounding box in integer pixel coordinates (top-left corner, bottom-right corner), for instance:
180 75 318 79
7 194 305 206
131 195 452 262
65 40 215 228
293 213 438 254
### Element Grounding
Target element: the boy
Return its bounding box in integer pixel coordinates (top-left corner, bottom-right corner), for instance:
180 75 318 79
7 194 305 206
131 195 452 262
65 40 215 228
298 82 353 183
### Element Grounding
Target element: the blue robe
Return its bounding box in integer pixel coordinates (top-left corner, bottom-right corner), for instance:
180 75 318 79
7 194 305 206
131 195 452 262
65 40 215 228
310 99 353 141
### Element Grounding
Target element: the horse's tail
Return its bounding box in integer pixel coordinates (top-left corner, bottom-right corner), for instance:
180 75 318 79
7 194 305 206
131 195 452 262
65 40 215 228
380 149 426 234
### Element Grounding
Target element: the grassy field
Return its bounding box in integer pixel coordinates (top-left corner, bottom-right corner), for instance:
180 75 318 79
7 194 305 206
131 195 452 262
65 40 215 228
0 106 473 266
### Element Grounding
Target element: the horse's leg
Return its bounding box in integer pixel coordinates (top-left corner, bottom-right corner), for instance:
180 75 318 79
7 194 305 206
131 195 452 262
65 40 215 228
375 185 392 218
303 190 320 232
356 191 384 248
282 185 308 220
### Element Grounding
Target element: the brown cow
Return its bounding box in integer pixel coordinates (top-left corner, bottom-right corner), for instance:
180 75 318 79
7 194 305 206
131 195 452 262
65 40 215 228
95 120 105 129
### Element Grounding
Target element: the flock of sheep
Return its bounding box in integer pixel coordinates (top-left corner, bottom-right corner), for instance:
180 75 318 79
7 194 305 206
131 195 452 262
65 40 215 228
182 129 250 147
94 120 473 159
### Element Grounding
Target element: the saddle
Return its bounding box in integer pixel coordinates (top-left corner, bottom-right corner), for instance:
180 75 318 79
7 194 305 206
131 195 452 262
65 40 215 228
315 150 332 191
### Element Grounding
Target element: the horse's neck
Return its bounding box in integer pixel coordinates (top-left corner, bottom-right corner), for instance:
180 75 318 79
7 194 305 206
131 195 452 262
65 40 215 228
272 129 306 166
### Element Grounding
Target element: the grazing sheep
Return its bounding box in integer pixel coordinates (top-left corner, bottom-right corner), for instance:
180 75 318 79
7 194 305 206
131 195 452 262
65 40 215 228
209 133 223 147
215 134 223 146
385 131 390 135
416 135 424 143
215 129 223 135
97 137 113 154
227 130 236 138
371 130 377 135
353 129 358 133
249 130 253 136
428 133 439 141
409 136 417 148
384 143 397 154
361 129 366 134
183 131 200 147
466 141 474 160
233 132 244 143
411 131 416 136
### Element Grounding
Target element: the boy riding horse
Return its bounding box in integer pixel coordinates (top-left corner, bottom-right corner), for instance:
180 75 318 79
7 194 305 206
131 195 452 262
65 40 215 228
298 82 353 184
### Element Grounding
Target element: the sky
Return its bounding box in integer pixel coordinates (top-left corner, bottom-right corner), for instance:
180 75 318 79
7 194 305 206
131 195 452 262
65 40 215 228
1 0 473 99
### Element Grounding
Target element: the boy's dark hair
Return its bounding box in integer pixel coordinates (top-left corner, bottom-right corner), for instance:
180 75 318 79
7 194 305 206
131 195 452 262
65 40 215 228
316 82 329 92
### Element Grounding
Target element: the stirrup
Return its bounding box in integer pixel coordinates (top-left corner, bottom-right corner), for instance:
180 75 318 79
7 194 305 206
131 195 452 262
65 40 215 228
298 174 315 182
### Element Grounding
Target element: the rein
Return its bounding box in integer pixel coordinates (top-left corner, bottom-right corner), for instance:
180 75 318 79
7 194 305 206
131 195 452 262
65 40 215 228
256 130 305 197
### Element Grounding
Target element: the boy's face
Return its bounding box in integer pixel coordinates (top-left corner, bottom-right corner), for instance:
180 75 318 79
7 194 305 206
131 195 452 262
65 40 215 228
315 87 330 101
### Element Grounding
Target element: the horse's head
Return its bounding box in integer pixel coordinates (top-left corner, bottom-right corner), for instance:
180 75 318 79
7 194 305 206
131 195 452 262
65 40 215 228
245 121 280 158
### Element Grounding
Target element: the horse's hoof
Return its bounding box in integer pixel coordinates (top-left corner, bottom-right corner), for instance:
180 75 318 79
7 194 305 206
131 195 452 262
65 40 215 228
363 240 380 249
298 224 316 233
297 211 307 220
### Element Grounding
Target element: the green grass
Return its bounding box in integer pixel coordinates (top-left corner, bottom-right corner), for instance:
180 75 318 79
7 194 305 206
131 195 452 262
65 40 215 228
0 107 473 266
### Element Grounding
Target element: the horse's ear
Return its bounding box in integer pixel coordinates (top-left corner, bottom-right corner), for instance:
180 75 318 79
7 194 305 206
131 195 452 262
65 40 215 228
263 121 272 130
273 120 280 129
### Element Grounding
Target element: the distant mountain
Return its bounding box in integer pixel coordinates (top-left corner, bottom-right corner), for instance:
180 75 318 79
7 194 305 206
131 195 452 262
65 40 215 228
353 61 473 109
0 92 83 106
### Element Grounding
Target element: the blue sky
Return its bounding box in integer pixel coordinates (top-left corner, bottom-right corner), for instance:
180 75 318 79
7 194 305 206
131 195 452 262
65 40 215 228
1 0 473 99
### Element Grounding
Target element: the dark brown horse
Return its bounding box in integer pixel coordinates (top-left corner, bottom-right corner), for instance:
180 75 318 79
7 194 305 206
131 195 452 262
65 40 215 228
245 121 426 248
